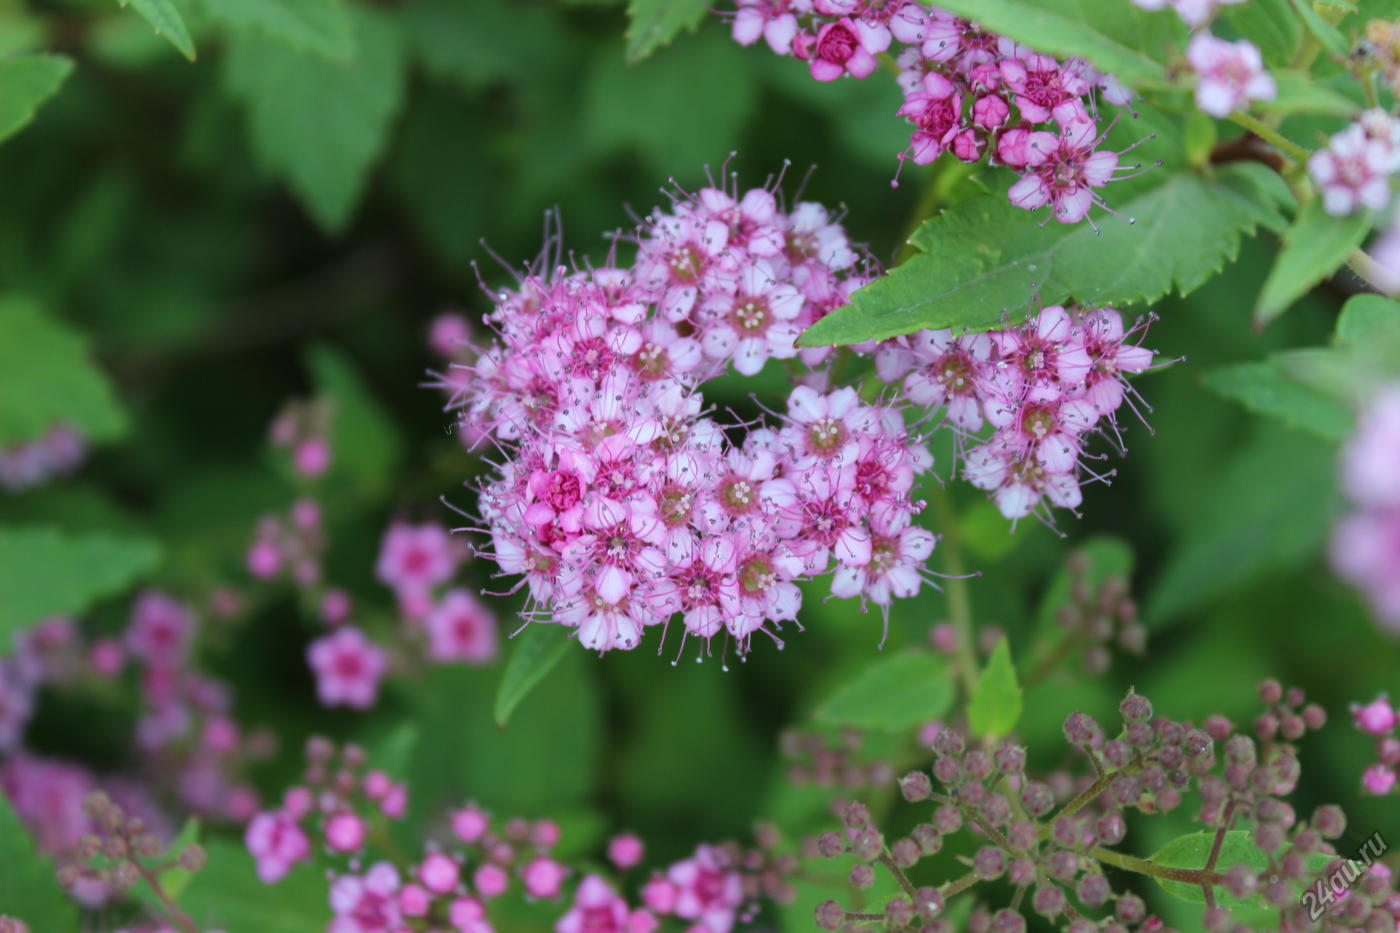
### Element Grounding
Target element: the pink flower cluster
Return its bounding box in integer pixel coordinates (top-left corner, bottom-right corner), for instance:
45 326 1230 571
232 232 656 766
456 182 942 656
876 304 1158 520
1330 384 1400 632
0 423 85 492
726 2 1141 224
247 739 792 933
1351 695 1400 796
1309 109 1400 216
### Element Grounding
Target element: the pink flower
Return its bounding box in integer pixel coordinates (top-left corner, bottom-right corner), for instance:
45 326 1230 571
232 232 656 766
608 833 645 870
376 523 458 595
307 627 386 710
806 18 879 81
897 72 964 165
900 329 994 430
1006 119 1122 224
830 524 936 607
964 437 1083 520
698 259 804 376
419 852 461 894
330 862 402 933
452 805 490 843
666 845 744 933
1187 34 1275 118
998 49 1089 124
1342 386 1400 509
425 590 499 665
1362 764 1397 795
245 811 311 883
1310 124 1396 216
325 811 367 853
731 0 799 55
522 856 567 899
1078 307 1156 417
293 437 331 477
125 591 194 669
1353 696 1398 736
475 863 510 899
430 313 471 357
557 876 631 933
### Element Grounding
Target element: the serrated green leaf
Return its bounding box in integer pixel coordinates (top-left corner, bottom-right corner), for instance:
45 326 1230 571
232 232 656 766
624 0 708 64
924 0 1179 88
1203 360 1354 441
813 651 954 731
494 622 571 726
306 342 403 500
181 840 327 933
118 0 196 60
0 796 81 931
1145 425 1340 625
967 637 1023 738
1255 200 1372 327
0 54 73 144
0 296 126 447
800 164 1290 347
224 5 405 231
1152 829 1336 912
193 0 351 59
0 526 160 636
1289 0 1351 56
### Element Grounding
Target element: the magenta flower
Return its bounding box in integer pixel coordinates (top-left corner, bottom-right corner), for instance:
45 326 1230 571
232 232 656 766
1187 34 1275 118
425 590 499 665
998 49 1090 124
698 259 805 376
307 627 386 710
125 591 194 669
805 18 880 81
897 72 964 165
1006 119 1122 224
375 523 459 597
1352 696 1398 736
245 810 311 883
329 862 402 933
666 845 744 933
556 875 632 933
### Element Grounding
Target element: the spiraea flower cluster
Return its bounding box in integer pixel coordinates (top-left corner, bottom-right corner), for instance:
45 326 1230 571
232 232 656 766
0 422 85 492
725 2 1145 224
812 679 1399 933
1330 383 1400 633
455 179 941 657
876 304 1159 520
1309 109 1400 216
1351 694 1400 796
246 738 796 933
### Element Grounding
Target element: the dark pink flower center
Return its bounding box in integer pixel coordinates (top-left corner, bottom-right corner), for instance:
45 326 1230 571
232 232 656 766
816 23 858 64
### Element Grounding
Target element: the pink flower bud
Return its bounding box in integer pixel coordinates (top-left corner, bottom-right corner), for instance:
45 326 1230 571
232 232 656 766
363 770 391 800
1352 696 1398 736
380 783 407 818
607 833 645 870
321 588 352 625
1363 765 1397 795
474 863 509 899
449 896 486 928
283 786 313 820
246 540 282 580
641 877 678 914
324 812 366 853
453 806 489 843
972 94 1009 129
88 639 125 678
293 438 331 478
419 852 461 894
521 856 566 899
399 883 431 917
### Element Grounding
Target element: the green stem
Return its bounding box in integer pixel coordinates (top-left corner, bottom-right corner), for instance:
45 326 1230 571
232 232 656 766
877 852 920 900
1346 247 1396 296
930 486 978 697
941 870 981 899
1228 111 1312 164
1090 845 1226 887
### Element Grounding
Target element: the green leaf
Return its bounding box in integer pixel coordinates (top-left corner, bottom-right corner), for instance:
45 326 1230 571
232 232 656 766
1202 360 1354 441
0 54 73 144
0 526 160 636
224 6 406 232
494 622 571 726
967 637 1023 739
1254 200 1372 327
1336 294 1400 345
0 296 126 446
1145 425 1340 625
624 0 708 64
813 651 955 731
800 164 1290 347
1289 0 1350 57
398 0 568 91
118 0 196 60
585 30 756 178
193 0 351 59
181 840 327 933
305 342 403 500
0 796 81 931
923 0 1180 87
1258 71 1360 117
1151 829 1334 912
1226 0 1301 65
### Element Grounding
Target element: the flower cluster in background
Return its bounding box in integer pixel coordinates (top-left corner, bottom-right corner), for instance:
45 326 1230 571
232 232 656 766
1330 384 1400 633
0 423 85 492
245 738 796 933
726 2 1144 224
